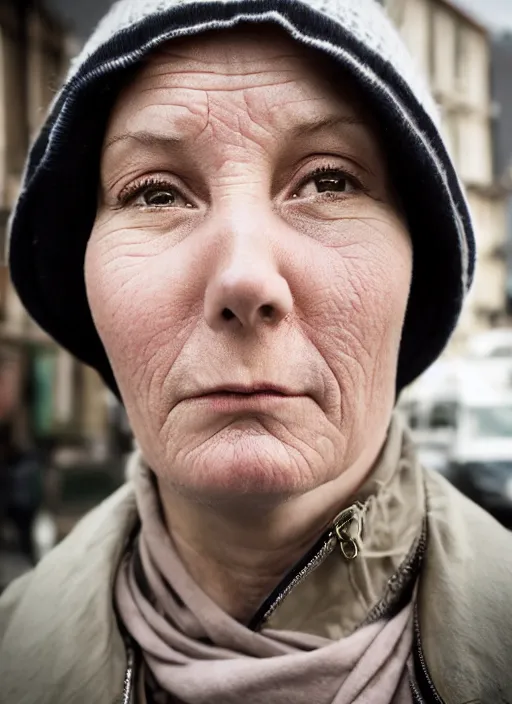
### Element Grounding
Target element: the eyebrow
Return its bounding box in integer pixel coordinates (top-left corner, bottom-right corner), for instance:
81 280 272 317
103 131 181 152
291 114 369 138
103 114 370 153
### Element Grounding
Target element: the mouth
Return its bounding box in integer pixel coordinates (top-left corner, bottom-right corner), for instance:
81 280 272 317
182 384 304 409
185 385 300 413
200 384 295 398
178 383 313 414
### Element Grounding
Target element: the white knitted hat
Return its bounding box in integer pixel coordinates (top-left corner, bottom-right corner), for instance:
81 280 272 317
8 0 475 393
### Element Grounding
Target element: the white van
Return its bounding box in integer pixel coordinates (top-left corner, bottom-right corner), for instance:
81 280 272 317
399 358 512 523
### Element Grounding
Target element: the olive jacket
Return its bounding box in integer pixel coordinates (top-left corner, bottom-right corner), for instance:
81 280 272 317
1 458 512 704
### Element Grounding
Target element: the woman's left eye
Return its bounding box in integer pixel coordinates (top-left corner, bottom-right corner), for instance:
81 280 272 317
292 169 359 199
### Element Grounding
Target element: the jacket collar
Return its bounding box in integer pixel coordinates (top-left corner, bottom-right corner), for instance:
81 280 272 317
263 414 425 639
2 421 512 704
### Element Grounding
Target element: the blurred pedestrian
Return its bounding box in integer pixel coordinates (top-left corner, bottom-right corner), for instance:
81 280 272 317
0 423 10 540
0 352 21 531
5 449 43 565
1 0 511 703
0 422 43 565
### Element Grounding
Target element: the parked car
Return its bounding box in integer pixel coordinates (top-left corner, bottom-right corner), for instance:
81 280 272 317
447 403 512 527
399 357 512 526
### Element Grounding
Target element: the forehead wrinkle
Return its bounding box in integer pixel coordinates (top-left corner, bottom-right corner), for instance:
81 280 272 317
103 108 376 162
134 70 302 93
151 38 311 71
141 54 302 77
103 40 381 175
132 37 331 93
104 90 210 154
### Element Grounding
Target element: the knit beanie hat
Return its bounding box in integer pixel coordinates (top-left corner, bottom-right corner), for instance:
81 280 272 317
8 0 475 395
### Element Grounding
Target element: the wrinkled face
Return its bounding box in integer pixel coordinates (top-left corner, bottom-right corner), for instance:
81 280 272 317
86 27 412 504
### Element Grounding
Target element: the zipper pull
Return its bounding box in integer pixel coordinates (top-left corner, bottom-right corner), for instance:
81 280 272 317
334 502 365 560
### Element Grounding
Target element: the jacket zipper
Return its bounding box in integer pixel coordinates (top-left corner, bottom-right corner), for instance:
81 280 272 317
249 501 365 629
410 676 424 704
411 603 446 704
121 642 135 704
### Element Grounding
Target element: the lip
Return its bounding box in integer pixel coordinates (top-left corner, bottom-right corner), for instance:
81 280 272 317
198 384 297 397
182 384 305 410
186 386 303 413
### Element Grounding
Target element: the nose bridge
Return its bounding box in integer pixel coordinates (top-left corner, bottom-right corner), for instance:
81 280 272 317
223 202 272 271
204 201 294 331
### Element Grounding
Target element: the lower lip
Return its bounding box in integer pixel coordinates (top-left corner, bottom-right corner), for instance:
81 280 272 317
191 392 297 412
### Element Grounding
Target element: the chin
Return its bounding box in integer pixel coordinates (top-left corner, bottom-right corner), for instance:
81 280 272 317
162 429 327 501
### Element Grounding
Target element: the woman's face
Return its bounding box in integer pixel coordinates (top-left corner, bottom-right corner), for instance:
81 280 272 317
86 27 412 503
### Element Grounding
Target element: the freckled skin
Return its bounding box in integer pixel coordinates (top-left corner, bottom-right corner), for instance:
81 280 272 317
86 27 412 515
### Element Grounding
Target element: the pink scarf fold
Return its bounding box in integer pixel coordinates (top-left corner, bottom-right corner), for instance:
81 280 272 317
115 465 414 704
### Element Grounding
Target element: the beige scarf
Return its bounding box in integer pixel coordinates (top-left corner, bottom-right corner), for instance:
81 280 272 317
116 416 423 703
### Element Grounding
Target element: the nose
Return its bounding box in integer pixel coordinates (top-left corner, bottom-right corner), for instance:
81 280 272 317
204 231 293 332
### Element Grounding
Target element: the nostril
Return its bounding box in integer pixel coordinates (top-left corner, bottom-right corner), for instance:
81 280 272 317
222 308 235 321
260 304 274 321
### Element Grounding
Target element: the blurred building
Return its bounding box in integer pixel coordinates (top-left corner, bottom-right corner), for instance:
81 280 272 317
0 0 110 457
385 0 510 351
491 33 512 314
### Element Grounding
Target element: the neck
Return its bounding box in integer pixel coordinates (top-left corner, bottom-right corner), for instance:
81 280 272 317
157 443 382 623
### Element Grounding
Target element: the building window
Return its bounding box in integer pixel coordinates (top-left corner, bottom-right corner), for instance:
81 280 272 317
454 23 470 96
454 22 463 85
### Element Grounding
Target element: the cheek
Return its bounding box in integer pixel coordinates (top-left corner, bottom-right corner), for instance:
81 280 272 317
84 232 198 412
298 229 412 406
295 227 411 466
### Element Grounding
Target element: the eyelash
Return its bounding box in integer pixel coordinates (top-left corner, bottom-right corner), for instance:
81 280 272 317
117 176 179 206
117 163 366 208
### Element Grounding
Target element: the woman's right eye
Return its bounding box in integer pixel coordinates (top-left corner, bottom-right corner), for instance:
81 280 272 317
139 187 179 207
119 179 194 209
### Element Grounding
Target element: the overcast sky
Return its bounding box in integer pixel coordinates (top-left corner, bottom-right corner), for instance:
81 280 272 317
455 0 512 31
44 0 112 37
44 0 512 37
